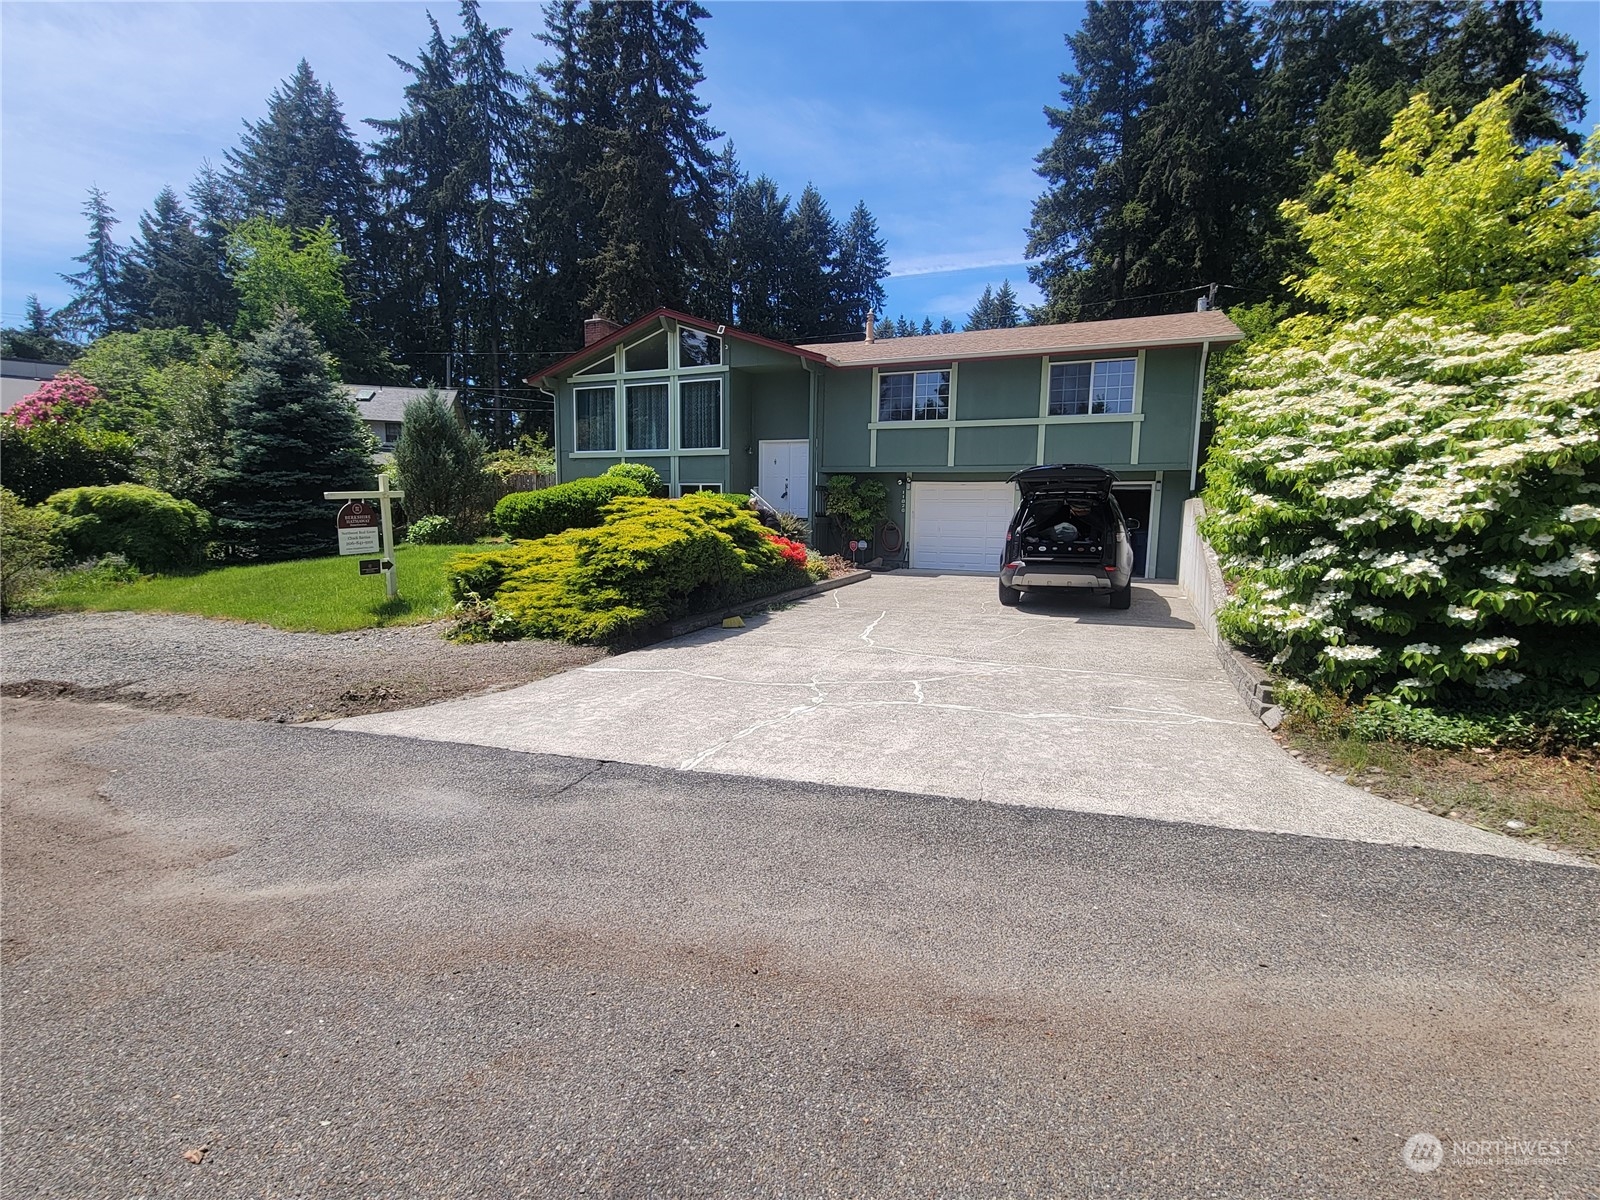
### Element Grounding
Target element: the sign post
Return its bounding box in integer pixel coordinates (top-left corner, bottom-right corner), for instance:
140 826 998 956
325 475 405 600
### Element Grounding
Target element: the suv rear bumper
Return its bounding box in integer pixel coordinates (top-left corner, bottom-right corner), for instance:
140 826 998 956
1001 563 1115 591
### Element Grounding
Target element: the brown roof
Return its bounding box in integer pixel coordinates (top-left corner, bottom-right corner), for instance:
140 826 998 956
798 310 1243 368
528 307 829 385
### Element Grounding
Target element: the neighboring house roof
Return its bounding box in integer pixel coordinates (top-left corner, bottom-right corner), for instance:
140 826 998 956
1 360 69 413
343 384 458 423
796 311 1244 368
527 307 831 385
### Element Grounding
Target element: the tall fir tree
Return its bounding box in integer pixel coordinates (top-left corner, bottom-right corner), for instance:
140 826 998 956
726 175 792 338
186 161 242 330
211 310 374 561
1026 1 1156 322
1 296 79 362
121 186 227 332
574 1 722 323
784 184 838 339
693 140 745 324
965 285 997 331
833 201 890 338
57 186 128 340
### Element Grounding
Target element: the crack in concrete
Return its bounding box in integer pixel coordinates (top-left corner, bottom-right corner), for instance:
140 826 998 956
858 611 888 647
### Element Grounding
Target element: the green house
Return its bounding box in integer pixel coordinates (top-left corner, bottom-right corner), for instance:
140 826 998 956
528 308 1243 580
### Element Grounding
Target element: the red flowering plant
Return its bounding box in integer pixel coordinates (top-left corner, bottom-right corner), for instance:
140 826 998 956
765 534 808 566
5 376 103 430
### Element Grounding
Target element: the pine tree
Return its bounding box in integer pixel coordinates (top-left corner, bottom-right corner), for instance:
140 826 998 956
833 201 890 337
57 187 128 339
226 60 376 268
1026 1 1156 322
1 296 80 362
579 1 722 322
392 386 491 533
693 140 745 324
212 310 374 561
187 161 242 330
965 285 997 331
919 317 935 336
938 317 956 334
727 175 792 338
121 187 225 332
785 183 838 339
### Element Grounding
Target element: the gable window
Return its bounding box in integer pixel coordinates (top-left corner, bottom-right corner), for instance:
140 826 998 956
679 379 722 449
1049 358 1136 415
624 330 669 373
574 386 616 452
877 369 950 422
575 353 614 377
679 328 722 367
626 383 669 451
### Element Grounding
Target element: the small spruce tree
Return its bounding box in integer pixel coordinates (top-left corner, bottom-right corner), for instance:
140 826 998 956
212 310 374 561
393 386 491 536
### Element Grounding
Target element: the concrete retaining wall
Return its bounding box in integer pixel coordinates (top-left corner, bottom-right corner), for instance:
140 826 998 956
1178 498 1282 728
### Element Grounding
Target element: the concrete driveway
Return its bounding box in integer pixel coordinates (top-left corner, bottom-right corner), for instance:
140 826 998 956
333 574 1563 862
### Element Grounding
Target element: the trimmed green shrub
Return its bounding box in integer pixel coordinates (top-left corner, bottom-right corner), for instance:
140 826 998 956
393 387 493 536
404 514 466 545
493 472 648 540
45 483 212 573
603 461 667 497
451 493 812 644
0 488 62 613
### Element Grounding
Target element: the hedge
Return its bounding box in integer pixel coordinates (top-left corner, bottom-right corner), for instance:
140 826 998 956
492 469 648 540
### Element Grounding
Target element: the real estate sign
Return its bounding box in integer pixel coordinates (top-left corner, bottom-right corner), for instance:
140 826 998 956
336 500 382 556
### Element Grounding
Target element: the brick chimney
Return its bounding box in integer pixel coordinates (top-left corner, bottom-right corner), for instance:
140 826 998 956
584 314 623 346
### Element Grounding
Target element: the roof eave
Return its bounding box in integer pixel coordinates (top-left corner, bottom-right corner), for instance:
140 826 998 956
815 330 1245 369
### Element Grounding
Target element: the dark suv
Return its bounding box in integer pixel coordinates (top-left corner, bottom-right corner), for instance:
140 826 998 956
998 465 1137 609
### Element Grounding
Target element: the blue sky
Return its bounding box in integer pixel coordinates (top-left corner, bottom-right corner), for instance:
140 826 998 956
2 1 1596 336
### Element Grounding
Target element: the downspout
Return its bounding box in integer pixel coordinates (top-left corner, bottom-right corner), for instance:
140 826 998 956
1188 340 1212 493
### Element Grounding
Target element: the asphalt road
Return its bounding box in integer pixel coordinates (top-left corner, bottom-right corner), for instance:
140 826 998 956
4 697 1597 1198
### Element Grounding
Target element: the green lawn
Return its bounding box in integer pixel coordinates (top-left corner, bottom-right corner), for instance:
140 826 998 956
42 543 483 633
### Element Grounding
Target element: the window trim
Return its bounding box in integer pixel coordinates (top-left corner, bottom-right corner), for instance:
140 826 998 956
572 384 619 454
676 327 724 372
677 377 724 452
624 380 672 453
871 366 954 425
1042 354 1142 418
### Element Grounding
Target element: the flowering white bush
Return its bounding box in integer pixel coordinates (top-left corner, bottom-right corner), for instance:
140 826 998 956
1204 313 1600 698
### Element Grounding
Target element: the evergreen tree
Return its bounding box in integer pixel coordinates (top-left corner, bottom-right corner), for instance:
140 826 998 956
727 175 792 338
938 317 956 334
1026 1 1156 322
226 60 376 270
578 1 722 322
833 201 890 337
965 285 997 331
1 296 80 362
187 161 242 330
919 317 935 336
211 310 374 561
785 183 838 339
991 280 1022 327
57 186 128 339
693 140 745 323
392 386 492 533
121 187 225 332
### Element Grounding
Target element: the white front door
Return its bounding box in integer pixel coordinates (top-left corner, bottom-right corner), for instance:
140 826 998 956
909 481 1016 572
758 440 809 518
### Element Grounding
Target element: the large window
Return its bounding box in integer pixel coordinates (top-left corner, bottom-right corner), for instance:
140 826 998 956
574 386 616 452
625 383 670 451
877 369 950 422
679 328 722 367
679 379 722 449
1049 358 1136 415
624 331 669 373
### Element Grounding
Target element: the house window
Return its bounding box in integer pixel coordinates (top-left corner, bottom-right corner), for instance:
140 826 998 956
624 331 669 373
574 353 613 377
574 386 616 452
384 422 403 447
877 369 950 422
679 328 722 367
679 379 722 449
626 383 669 451
1049 358 1137 415
679 483 721 495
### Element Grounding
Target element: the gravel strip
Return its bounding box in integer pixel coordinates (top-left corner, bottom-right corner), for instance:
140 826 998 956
0 612 604 722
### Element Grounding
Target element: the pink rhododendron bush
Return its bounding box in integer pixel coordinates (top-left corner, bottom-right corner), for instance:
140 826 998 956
1203 313 1599 711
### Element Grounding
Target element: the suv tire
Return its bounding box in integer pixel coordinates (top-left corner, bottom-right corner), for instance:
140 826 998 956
1109 582 1132 610
998 581 1022 607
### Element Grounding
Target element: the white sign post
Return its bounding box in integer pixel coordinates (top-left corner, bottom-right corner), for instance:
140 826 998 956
325 474 404 600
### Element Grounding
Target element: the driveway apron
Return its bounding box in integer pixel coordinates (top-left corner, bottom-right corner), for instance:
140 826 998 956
331 574 1565 862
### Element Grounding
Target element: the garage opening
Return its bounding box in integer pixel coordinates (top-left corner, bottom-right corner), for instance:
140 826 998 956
1112 484 1152 578
909 481 1015 572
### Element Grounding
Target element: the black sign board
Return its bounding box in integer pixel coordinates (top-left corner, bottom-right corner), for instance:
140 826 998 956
359 559 382 576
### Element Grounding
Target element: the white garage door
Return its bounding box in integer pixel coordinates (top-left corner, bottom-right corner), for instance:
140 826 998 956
909 481 1016 572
